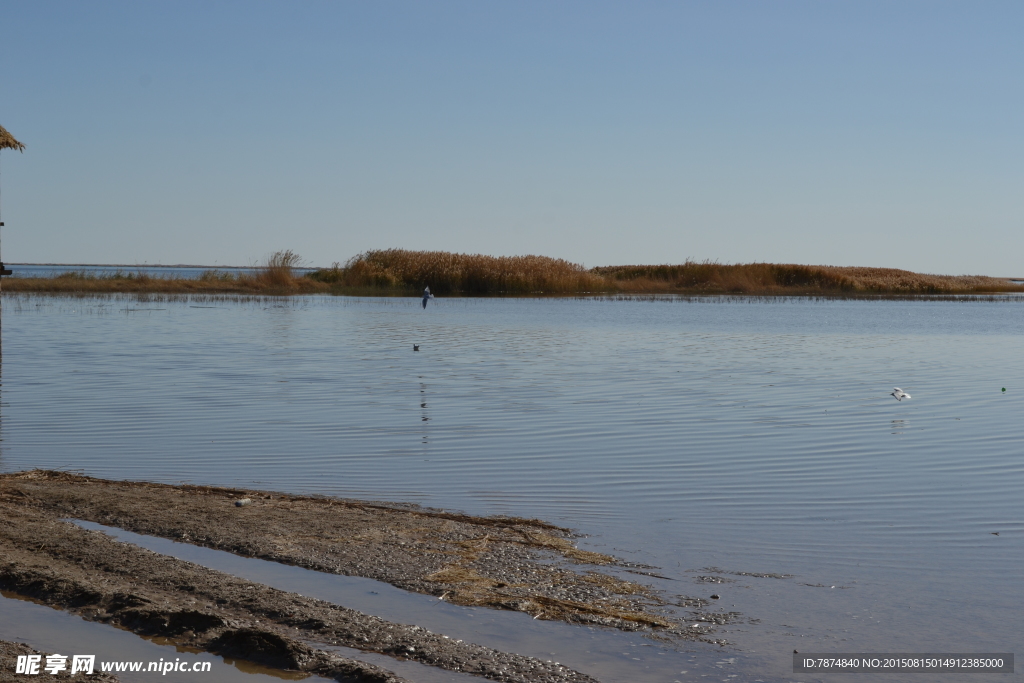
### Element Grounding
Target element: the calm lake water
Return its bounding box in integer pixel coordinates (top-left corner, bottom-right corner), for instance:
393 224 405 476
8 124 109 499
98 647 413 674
1 293 1022 682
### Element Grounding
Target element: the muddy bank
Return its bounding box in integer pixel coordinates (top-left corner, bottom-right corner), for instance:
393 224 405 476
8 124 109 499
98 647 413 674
0 640 119 682
0 470 709 682
0 500 595 683
0 471 671 632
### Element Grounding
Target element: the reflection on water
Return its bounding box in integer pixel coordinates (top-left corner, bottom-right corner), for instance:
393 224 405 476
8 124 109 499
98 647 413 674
1 294 1023 682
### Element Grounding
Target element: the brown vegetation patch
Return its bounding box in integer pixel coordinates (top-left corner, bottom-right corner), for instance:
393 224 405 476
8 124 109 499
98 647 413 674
593 261 1024 295
310 249 607 295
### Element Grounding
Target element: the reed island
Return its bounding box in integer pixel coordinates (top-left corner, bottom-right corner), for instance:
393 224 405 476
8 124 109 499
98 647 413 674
4 249 1022 297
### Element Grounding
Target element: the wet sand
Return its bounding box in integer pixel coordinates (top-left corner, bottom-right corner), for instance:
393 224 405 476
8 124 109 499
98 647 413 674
0 471 693 682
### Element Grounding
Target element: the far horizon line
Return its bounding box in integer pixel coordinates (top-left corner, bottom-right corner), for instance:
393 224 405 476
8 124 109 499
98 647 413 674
4 261 1022 281
7 262 319 269
9 264 1024 282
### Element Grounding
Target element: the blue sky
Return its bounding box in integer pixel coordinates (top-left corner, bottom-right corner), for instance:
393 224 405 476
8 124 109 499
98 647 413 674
1 1 1021 273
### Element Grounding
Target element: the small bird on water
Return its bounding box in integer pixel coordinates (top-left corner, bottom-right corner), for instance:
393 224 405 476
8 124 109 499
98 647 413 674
422 286 434 309
891 387 911 401
413 344 420 352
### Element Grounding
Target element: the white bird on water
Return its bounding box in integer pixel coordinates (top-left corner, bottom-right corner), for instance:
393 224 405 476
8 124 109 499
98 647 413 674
422 286 434 309
891 387 911 401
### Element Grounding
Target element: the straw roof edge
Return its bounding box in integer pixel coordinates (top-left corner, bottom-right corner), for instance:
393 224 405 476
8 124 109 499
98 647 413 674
0 124 25 152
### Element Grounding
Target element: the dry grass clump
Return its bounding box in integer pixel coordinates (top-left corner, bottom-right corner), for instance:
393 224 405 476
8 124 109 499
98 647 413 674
310 249 607 295
422 564 672 628
0 124 24 151
252 249 302 288
417 527 669 628
515 529 615 565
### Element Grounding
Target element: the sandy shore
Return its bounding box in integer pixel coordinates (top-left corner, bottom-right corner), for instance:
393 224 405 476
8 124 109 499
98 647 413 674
0 470 699 682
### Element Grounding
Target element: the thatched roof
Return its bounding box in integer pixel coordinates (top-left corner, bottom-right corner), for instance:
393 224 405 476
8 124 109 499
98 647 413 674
0 124 24 152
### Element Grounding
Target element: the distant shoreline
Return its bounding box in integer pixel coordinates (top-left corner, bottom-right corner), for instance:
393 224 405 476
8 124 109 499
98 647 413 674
6 263 317 270
7 262 1020 281
2 250 1022 297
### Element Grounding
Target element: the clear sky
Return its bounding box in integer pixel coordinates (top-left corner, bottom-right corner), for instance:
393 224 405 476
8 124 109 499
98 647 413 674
1 1 1021 273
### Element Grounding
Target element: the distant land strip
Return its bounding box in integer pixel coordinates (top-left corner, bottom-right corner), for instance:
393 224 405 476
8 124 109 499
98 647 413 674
3 249 1022 296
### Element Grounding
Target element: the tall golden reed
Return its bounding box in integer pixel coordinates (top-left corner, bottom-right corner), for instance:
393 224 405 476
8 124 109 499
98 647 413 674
319 253 1023 295
312 249 607 295
252 249 302 288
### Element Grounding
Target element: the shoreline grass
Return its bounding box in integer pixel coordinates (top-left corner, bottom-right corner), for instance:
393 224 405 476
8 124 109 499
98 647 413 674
4 249 1023 297
590 261 1024 295
2 251 329 296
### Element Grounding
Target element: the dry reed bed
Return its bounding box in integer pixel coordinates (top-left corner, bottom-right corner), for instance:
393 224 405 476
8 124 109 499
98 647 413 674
323 251 1022 295
591 262 1024 295
310 249 606 295
5 249 1021 296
